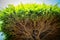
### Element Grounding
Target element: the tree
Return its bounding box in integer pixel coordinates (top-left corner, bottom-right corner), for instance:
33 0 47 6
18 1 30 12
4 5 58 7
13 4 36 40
0 4 60 40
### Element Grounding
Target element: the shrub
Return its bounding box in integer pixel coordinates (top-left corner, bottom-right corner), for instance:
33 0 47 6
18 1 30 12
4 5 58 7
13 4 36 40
0 4 60 40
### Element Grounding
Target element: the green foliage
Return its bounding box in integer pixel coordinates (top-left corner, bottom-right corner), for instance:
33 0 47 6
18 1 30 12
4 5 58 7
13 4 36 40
0 4 60 40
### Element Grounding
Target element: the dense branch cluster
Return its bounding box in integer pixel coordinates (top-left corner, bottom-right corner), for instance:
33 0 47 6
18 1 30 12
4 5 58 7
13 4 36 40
0 4 60 40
